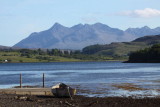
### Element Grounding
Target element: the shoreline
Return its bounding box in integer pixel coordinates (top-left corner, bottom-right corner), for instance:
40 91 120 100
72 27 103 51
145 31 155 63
0 93 160 107
0 60 124 64
1 82 160 98
124 61 160 63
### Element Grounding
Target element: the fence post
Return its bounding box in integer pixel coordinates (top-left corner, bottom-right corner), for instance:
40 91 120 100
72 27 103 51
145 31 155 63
43 73 45 88
20 73 22 88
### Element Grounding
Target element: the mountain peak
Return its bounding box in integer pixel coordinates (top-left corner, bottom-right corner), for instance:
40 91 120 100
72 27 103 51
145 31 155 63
92 23 110 28
54 22 63 26
93 22 105 26
142 26 150 29
126 26 150 31
154 27 160 31
54 22 62 26
50 23 65 29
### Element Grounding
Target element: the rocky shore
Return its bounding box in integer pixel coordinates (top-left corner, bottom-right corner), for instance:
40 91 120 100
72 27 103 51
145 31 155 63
0 94 160 107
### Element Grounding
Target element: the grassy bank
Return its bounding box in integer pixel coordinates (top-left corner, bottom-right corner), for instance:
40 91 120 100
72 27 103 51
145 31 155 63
0 54 82 63
0 49 127 63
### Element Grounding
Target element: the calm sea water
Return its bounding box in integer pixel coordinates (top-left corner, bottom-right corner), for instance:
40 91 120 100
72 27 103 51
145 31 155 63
0 61 160 97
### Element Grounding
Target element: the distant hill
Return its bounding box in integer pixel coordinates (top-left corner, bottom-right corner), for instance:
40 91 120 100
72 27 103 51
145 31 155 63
125 26 160 37
132 35 160 44
82 35 160 57
13 23 160 49
0 45 10 49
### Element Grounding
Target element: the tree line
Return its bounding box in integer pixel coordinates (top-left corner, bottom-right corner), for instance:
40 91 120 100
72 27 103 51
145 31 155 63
127 44 160 63
0 48 113 62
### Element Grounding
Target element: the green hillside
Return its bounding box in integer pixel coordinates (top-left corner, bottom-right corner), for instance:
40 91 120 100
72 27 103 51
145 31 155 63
82 35 160 58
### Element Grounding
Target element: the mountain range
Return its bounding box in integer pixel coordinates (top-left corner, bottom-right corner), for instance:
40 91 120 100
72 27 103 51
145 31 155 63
13 23 160 49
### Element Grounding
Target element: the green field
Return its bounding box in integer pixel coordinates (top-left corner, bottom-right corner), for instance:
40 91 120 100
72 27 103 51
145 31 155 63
0 50 82 63
0 48 125 63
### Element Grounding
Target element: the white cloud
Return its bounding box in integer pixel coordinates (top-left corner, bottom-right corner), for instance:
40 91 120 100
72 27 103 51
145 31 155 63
119 8 160 18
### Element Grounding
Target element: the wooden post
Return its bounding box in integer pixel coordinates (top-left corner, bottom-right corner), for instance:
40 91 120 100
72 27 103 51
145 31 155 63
20 73 22 88
43 73 45 88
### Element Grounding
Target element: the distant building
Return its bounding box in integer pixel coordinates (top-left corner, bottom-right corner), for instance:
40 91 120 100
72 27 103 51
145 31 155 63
4 60 8 63
60 49 71 55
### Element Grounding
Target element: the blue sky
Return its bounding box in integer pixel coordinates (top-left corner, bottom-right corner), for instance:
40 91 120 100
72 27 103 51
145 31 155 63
0 0 160 46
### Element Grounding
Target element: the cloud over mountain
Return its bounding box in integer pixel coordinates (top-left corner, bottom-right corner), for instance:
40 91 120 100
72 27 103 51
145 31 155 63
119 8 160 18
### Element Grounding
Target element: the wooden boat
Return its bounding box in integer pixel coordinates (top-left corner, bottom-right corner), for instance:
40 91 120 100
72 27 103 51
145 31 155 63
51 83 76 97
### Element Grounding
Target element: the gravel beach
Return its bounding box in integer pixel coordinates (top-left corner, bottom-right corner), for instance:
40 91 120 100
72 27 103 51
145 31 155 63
0 94 160 107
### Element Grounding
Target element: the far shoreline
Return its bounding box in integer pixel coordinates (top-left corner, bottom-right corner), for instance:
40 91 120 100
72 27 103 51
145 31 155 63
0 60 125 64
124 60 160 63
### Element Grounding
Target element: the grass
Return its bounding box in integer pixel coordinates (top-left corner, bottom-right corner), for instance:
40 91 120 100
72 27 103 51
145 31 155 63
45 56 82 62
0 56 40 63
0 52 82 63
0 51 20 56
0 50 125 63
94 42 149 57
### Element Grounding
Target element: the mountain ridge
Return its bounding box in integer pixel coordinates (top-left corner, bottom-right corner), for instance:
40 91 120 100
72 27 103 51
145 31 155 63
13 23 160 49
0 45 11 49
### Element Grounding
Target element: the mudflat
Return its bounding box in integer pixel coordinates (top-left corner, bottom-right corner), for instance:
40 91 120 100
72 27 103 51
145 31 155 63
0 94 160 107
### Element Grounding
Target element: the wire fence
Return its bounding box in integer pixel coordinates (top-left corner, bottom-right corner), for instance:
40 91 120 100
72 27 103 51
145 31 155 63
19 73 45 88
0 73 47 88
